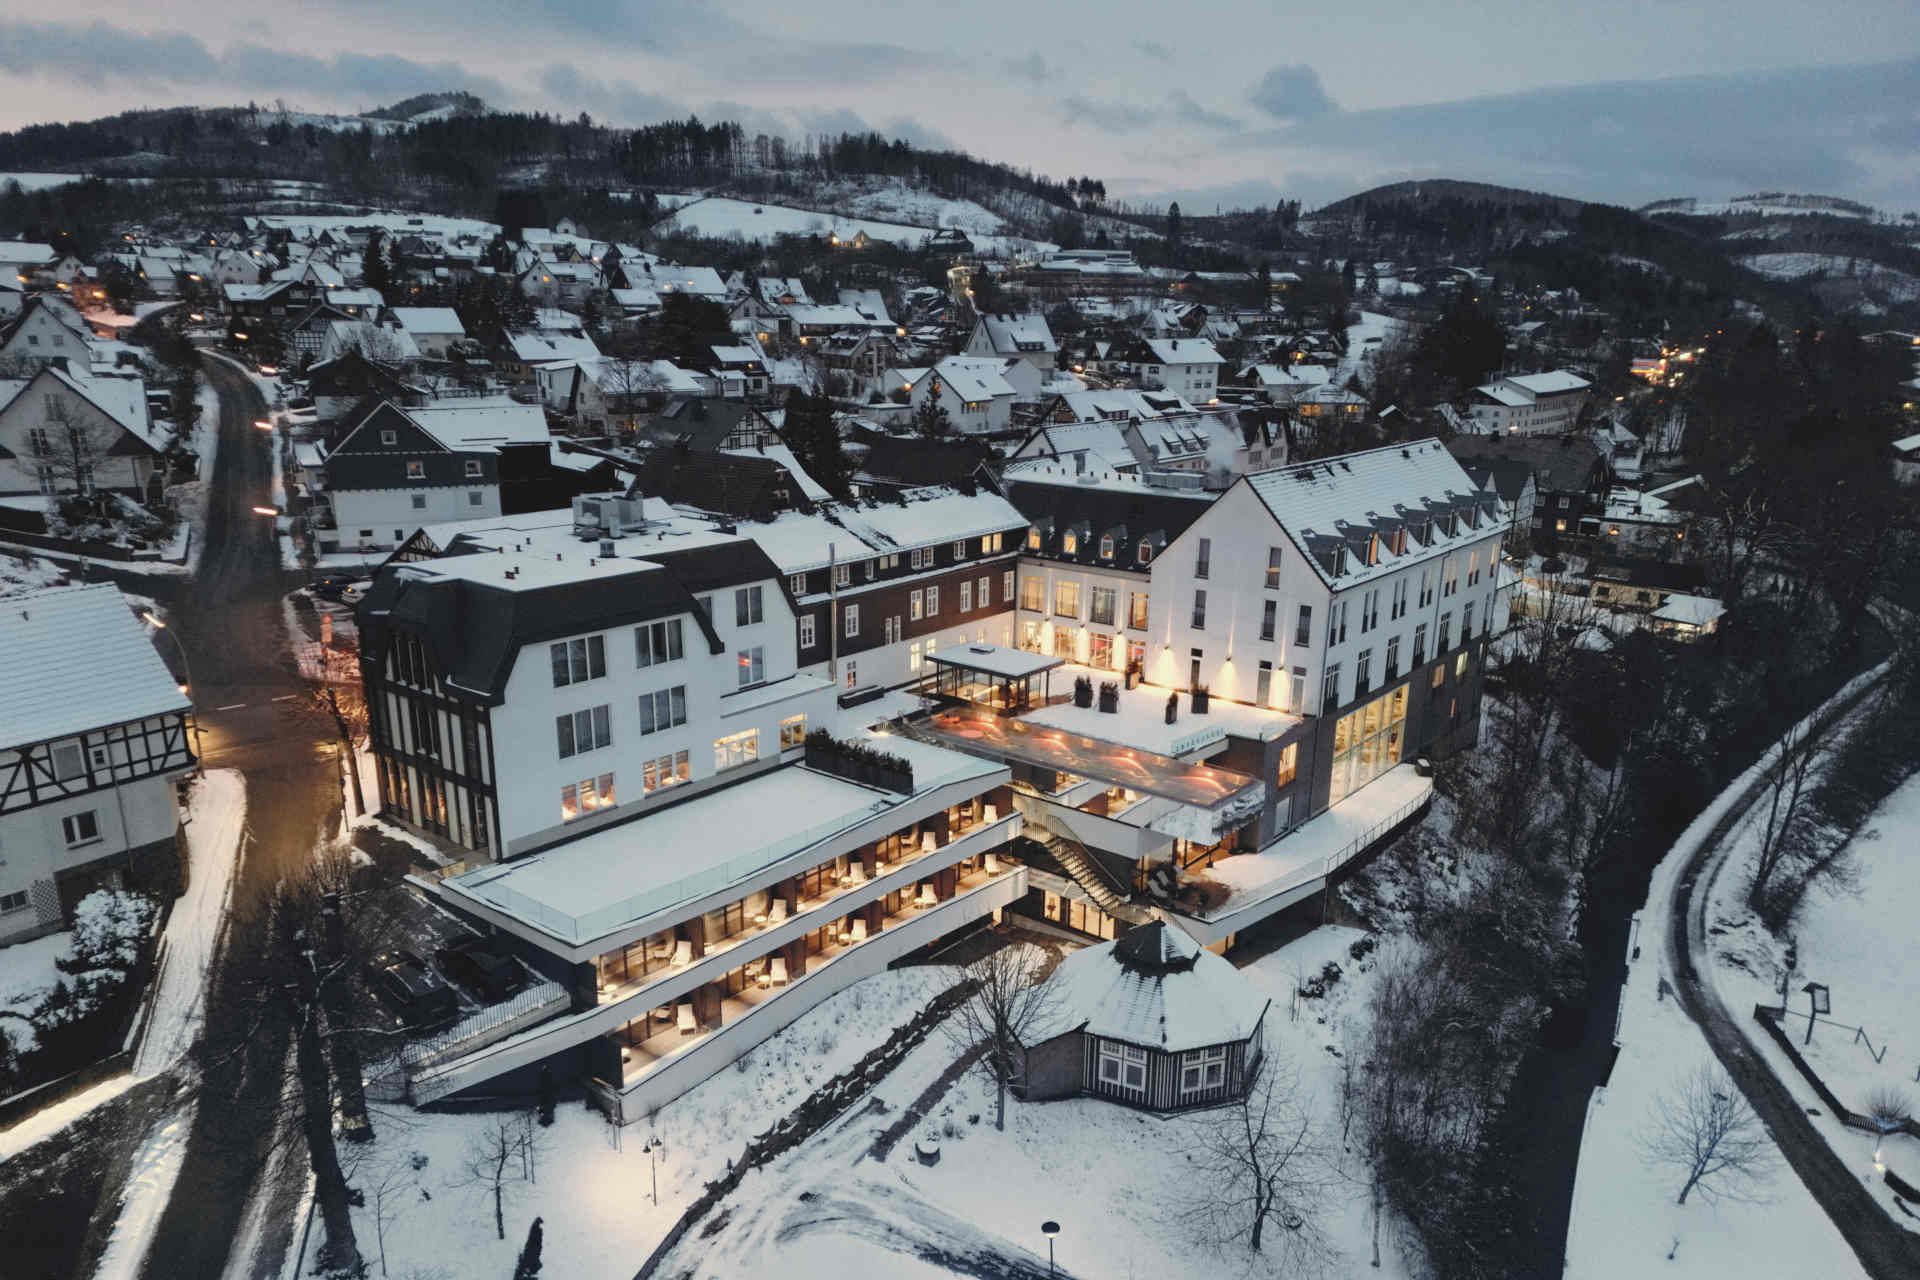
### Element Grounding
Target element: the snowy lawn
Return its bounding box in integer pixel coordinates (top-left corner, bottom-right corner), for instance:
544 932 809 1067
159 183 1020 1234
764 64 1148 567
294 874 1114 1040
0 550 69 596
661 195 1048 256
0 931 74 1055
1705 767 1920 1218
296 966 965 1279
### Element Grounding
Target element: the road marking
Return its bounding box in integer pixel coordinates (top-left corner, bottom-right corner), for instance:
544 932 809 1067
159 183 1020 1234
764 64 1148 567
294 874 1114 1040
215 702 247 711
271 694 298 703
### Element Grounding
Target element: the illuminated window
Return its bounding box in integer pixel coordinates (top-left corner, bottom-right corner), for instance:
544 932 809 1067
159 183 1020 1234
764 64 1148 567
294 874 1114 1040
714 730 759 772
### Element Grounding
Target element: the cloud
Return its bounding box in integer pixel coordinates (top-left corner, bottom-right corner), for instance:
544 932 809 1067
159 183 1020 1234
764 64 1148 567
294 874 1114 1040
0 19 507 104
537 62 682 124
322 0 745 52
1136 41 1173 62
724 41 921 85
1249 64 1337 121
1005 53 1054 84
1224 57 1920 209
1168 89 1240 131
1061 91 1239 133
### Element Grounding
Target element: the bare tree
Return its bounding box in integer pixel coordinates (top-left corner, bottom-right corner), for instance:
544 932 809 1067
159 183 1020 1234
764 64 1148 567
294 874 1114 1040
25 396 123 504
1746 713 1835 915
942 943 1059 1131
346 1146 422 1279
1167 1053 1339 1273
457 1113 532 1240
597 357 661 436
1641 1064 1775 1205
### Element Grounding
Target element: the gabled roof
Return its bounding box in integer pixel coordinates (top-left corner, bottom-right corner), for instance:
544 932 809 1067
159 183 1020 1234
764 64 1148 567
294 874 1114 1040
409 398 549 450
29 365 164 454
1446 434 1606 493
929 355 1015 402
0 584 190 748
628 447 802 519
1003 475 1211 570
976 312 1054 354
388 306 466 336
1242 439 1503 587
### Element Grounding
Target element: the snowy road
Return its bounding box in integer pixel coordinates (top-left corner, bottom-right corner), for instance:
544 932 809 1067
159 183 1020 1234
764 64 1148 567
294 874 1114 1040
134 770 247 1078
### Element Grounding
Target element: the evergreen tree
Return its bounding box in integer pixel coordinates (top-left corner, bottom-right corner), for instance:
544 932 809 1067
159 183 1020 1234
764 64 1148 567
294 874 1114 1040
513 1217 544 1280
363 232 391 298
911 395 953 439
780 390 851 500
1166 201 1182 242
537 1065 556 1127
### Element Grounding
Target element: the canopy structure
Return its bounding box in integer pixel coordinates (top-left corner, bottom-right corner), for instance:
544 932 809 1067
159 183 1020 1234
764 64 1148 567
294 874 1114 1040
922 643 1064 714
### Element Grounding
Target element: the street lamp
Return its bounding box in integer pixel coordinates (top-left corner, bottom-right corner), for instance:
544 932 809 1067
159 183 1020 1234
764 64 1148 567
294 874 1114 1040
141 612 204 769
252 505 281 517
642 1137 662 1205
1040 1220 1060 1277
253 418 274 431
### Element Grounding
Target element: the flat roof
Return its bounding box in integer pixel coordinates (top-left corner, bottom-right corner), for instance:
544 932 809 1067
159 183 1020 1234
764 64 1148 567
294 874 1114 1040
919 708 1259 811
1021 667 1297 756
442 737 1003 946
927 643 1064 681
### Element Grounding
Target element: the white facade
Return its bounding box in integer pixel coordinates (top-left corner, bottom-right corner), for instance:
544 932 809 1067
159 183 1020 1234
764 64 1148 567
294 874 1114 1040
1469 371 1592 436
332 483 502 549
0 771 180 944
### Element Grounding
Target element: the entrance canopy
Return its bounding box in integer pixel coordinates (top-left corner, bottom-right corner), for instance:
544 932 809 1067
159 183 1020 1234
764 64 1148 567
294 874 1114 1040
924 644 1064 715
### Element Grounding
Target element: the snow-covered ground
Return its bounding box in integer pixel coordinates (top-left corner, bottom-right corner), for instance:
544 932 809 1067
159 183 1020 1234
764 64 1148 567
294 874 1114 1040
166 377 223 573
1564 668 1900 1280
661 196 1050 256
1703 766 1920 1220
291 966 966 1278
133 769 246 1078
0 930 72 1055
1336 311 1402 387
0 171 88 192
809 178 1014 237
92 1108 193 1280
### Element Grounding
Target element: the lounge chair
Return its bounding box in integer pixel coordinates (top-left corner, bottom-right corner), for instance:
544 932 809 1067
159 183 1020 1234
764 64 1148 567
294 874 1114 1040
676 1002 696 1034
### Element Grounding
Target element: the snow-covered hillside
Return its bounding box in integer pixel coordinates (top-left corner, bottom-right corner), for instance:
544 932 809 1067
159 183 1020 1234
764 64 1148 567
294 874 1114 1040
1738 253 1920 302
659 195 1052 256
1643 193 1875 220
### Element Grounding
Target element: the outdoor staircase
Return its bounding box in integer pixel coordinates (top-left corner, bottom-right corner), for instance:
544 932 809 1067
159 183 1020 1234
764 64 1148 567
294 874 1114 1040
1037 832 1155 927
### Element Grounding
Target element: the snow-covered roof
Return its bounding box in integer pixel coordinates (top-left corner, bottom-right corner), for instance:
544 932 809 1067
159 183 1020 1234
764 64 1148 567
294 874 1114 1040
409 398 549 450
45 366 163 452
0 584 190 747
653 266 727 298
508 329 603 364
978 312 1054 354
1243 439 1503 587
722 442 832 502
1892 431 1920 456
326 287 383 307
787 303 868 329
0 241 56 266
388 306 465 336
930 356 1016 402
1651 593 1724 628
1142 337 1223 367
1506 370 1590 395
1030 922 1269 1051
1474 383 1533 407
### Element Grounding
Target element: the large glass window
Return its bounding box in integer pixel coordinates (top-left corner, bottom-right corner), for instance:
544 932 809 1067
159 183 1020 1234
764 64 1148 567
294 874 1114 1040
1097 1041 1148 1094
639 686 686 734
550 635 606 686
1129 592 1149 629
1021 577 1044 611
1179 1045 1227 1097
1053 580 1081 618
735 585 763 626
714 730 759 772
556 705 611 757
1328 686 1408 806
635 619 683 667
1089 586 1116 626
736 647 764 688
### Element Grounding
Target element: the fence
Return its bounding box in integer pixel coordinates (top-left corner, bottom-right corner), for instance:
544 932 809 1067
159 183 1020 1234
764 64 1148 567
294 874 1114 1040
1750 1004 1920 1143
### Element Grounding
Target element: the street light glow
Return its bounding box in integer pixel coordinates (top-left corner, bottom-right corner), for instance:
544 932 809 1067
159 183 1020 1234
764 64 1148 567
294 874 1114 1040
141 610 166 628
252 505 280 516
254 419 273 430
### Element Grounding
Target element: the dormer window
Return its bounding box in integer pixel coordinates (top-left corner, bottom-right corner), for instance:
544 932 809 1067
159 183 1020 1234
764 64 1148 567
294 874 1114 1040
1138 543 1153 565
380 429 397 446
1027 528 1042 550
1100 536 1114 559
1062 531 1078 555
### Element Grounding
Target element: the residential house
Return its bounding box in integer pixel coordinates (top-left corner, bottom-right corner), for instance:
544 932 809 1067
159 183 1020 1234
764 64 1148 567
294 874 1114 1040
320 400 506 551
0 365 167 501
964 313 1057 375
0 295 97 368
1446 434 1609 546
704 345 770 399
0 584 195 945
388 307 467 361
910 356 1019 435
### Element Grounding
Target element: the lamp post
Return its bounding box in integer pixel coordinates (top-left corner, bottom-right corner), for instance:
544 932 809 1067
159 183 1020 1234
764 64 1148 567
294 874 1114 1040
1802 981 1829 1046
141 611 204 770
642 1137 663 1205
1040 1220 1060 1277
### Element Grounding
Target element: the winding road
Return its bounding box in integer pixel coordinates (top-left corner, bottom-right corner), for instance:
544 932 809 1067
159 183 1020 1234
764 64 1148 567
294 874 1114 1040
1663 671 1920 1280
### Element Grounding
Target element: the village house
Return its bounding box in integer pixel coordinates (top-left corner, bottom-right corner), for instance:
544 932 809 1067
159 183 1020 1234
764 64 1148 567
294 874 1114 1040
1466 369 1592 435
0 584 195 945
964 312 1057 375
0 365 167 502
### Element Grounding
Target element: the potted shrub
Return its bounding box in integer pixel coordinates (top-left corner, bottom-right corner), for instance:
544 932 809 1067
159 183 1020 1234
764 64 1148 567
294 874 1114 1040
1165 692 1179 724
1098 681 1119 713
1124 660 1143 690
1192 684 1210 714
1073 675 1094 708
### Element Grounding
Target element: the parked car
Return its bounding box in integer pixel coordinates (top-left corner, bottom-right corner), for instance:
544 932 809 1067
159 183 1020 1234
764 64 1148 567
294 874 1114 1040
436 938 522 1002
365 949 458 1027
312 574 354 601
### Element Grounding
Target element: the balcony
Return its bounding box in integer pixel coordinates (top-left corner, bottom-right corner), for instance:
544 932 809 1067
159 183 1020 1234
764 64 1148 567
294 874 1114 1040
587 810 1021 1010
591 862 1027 1117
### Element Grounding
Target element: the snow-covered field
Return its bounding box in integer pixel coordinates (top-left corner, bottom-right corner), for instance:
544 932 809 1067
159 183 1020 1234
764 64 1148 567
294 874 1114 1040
661 196 1049 256
294 966 967 1278
810 178 1013 237
1336 310 1402 386
0 931 73 1056
0 550 68 597
1738 254 1920 302
0 171 87 192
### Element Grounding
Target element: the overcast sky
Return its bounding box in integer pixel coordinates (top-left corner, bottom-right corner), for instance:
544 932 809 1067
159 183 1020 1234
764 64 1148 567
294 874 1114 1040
3 1 1918 212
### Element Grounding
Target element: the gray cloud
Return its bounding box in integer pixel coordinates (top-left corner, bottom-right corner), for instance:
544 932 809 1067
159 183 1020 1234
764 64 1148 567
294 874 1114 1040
1231 57 1920 207
0 19 506 104
321 0 744 52
1062 91 1240 133
1249 65 1337 121
1168 89 1240 131
537 62 682 124
1005 53 1055 84
1136 41 1173 62
725 41 920 86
